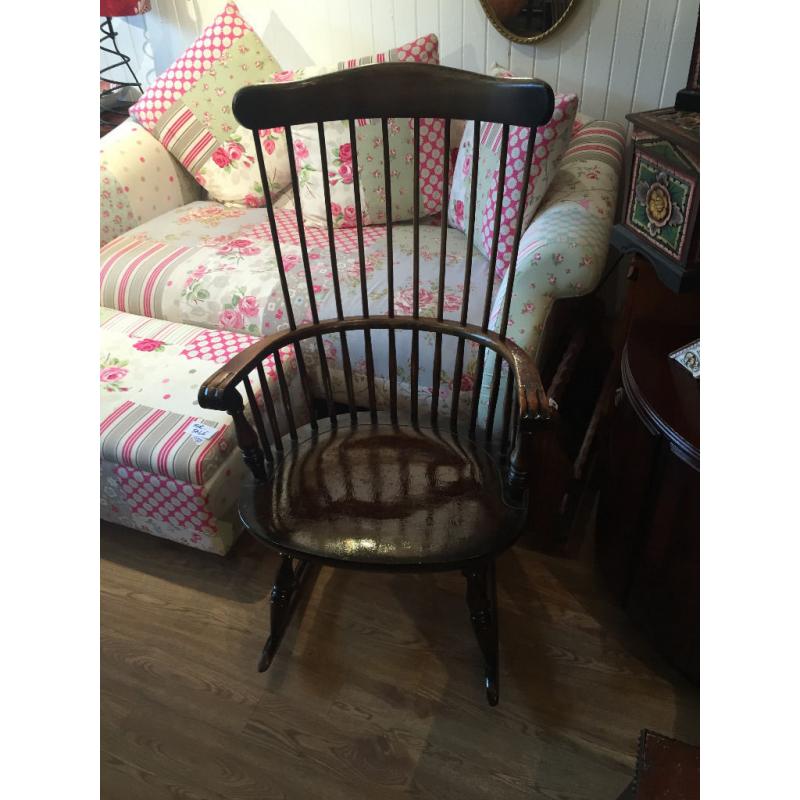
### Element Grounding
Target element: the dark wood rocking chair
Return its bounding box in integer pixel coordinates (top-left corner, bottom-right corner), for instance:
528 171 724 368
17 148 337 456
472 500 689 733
199 63 555 705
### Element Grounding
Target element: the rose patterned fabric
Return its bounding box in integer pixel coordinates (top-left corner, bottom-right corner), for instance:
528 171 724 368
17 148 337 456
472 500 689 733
496 119 625 362
100 119 203 246
128 2 281 207
207 34 444 223
99 116 623 551
100 201 493 336
100 307 303 554
448 66 578 279
100 118 623 359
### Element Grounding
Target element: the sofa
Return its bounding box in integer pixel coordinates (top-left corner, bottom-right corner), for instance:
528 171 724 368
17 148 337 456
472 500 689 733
100 104 624 556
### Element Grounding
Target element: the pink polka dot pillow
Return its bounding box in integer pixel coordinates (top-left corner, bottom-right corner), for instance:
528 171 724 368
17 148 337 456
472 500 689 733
128 3 282 206
257 34 445 228
447 67 578 277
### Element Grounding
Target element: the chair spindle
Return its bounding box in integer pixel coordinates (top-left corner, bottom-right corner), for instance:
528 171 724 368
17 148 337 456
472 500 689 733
283 125 337 425
470 123 510 438
450 120 482 432
485 124 537 442
411 117 421 425
348 118 378 422
251 129 317 431
272 349 297 441
316 121 358 423
256 360 283 451
430 118 451 426
243 374 273 465
381 117 399 424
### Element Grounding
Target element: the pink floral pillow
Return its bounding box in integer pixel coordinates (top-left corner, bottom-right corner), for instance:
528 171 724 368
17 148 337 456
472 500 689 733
448 66 578 277
253 34 445 228
129 3 282 206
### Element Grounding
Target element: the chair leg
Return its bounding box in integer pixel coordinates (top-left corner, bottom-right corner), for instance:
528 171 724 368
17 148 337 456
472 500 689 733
257 555 308 672
463 559 499 706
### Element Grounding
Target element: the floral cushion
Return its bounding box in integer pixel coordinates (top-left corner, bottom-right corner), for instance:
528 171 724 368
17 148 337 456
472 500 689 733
99 307 301 554
128 2 281 207
250 34 444 227
447 66 578 278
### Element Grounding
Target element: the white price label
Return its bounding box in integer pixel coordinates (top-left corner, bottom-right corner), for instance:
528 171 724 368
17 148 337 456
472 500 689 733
189 422 217 444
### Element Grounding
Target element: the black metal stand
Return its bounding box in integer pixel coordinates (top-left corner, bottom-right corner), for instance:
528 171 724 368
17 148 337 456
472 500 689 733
100 16 143 97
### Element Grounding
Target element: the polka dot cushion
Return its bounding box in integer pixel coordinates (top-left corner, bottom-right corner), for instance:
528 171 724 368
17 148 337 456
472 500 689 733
128 2 281 207
448 66 578 278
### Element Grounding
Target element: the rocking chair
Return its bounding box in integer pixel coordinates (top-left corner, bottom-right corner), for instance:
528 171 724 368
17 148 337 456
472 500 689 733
199 63 555 705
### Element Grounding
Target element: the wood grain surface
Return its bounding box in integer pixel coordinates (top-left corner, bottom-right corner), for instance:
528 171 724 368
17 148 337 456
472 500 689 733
101 522 698 799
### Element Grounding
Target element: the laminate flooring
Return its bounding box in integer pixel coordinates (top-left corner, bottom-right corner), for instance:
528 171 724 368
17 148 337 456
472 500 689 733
101 522 699 799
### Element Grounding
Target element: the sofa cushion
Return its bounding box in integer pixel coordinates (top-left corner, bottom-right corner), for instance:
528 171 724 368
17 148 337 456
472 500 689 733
447 66 578 278
99 307 300 554
252 34 444 227
129 2 281 207
100 200 497 336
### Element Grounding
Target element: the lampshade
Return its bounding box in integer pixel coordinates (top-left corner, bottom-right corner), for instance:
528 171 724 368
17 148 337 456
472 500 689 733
100 0 151 16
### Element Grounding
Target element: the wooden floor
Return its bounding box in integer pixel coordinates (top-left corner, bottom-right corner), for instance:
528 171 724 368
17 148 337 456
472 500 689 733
101 522 699 800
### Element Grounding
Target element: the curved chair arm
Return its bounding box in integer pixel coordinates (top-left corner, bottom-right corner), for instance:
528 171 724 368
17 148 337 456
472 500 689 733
199 316 549 421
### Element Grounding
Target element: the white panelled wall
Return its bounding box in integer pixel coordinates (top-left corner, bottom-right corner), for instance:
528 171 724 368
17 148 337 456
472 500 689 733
103 0 699 126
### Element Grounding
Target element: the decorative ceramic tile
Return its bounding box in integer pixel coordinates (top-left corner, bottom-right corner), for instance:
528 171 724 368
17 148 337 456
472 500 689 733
627 149 696 261
670 339 700 378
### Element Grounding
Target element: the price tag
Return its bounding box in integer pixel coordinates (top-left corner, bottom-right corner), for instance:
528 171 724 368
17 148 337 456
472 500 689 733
189 422 217 444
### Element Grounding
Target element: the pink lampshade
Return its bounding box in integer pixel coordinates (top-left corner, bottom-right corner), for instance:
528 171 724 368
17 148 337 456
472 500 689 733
100 0 151 16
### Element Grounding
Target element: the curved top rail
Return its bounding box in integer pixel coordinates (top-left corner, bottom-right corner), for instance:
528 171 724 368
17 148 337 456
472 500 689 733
232 62 555 130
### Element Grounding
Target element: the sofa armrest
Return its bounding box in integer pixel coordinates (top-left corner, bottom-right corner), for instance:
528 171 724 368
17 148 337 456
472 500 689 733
490 119 626 363
100 119 205 246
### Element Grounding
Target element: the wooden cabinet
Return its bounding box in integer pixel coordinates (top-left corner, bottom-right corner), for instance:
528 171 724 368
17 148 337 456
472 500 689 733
596 315 699 681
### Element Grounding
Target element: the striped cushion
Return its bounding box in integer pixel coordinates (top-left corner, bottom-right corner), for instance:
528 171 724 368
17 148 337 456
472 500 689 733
99 307 300 554
100 309 250 480
129 2 281 207
560 122 626 171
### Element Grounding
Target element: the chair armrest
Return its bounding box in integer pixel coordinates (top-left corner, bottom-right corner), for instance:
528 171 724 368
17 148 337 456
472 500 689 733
198 316 551 425
198 317 552 493
100 119 204 246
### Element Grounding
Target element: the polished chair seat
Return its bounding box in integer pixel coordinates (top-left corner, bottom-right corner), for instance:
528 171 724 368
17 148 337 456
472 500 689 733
240 414 527 570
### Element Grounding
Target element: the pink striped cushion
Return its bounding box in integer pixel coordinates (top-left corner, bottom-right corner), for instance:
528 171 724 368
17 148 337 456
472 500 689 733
128 3 282 205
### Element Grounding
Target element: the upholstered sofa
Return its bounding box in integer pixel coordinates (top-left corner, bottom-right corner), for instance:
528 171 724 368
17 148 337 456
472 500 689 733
100 110 624 555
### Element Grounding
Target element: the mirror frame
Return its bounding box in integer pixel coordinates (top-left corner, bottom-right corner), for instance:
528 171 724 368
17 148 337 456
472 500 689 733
479 0 580 45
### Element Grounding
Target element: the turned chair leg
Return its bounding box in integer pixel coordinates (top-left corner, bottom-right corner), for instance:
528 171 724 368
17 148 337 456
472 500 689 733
257 555 309 672
463 559 499 706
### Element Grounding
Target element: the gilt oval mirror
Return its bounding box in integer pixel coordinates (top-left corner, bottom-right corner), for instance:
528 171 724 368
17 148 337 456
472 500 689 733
480 0 579 44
